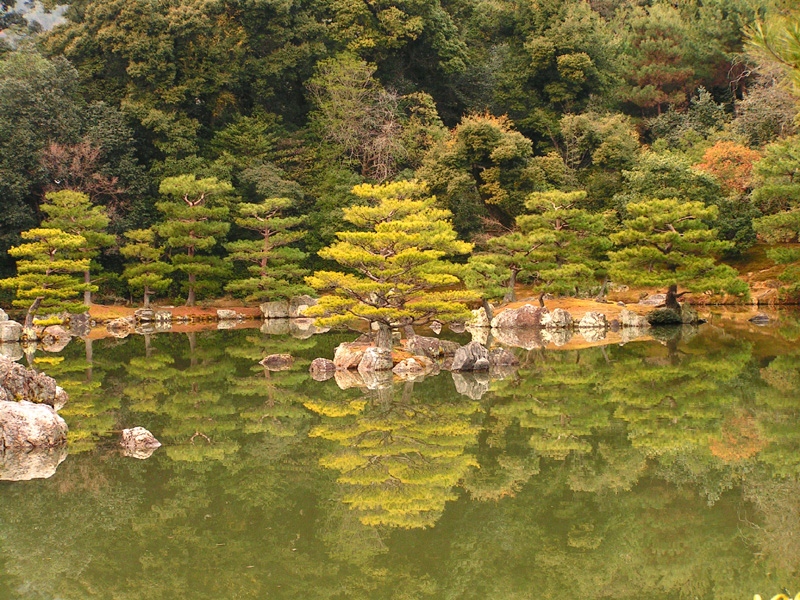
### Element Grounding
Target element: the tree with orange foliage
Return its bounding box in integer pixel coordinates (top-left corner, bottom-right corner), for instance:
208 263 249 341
694 141 762 196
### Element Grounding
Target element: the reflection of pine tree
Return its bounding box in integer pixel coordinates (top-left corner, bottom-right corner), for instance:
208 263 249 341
755 349 800 479
123 344 178 414
307 382 482 529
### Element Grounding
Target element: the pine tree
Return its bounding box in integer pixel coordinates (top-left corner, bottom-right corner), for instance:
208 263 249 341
516 190 613 298
120 228 173 307
224 198 310 302
608 198 747 295
156 175 232 306
0 228 90 324
306 180 474 351
40 190 114 305
464 231 538 306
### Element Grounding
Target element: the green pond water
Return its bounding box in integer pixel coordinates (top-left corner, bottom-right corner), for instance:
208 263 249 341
1 315 800 600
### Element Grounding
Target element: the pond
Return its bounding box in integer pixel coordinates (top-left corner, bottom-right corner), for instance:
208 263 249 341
1 312 799 599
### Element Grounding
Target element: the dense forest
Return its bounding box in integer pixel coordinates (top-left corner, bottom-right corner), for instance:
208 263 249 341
1 0 799 313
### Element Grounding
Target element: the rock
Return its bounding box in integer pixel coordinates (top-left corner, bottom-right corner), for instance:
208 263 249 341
260 300 290 319
467 326 490 346
0 356 61 407
639 293 666 306
41 324 71 349
429 321 443 335
0 309 7 322
493 327 545 350
467 307 491 328
541 328 573 347
488 348 519 367
541 308 573 329
647 307 681 325
0 320 23 343
333 369 366 390
357 347 393 373
289 295 318 318
309 358 336 381
260 353 294 371
0 401 68 448
217 309 241 321
0 444 68 481
216 320 239 330
452 372 491 400
0 343 23 362
107 317 134 338
578 312 608 329
260 319 290 335
449 322 466 334
120 427 161 459
333 343 369 369
155 310 172 322
290 318 325 339
404 335 460 359
491 304 548 329
679 303 700 324
452 341 490 371
65 312 92 337
134 309 156 322
619 309 651 329
749 313 771 325
360 370 394 390
393 355 435 378
53 386 68 411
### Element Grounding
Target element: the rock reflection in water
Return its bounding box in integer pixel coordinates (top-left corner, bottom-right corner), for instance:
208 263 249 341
0 445 68 481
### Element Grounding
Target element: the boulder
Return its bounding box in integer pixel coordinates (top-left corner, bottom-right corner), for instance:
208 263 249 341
452 341 490 371
65 312 92 337
467 307 491 329
357 347 393 373
0 309 7 322
493 327 545 350
639 293 666 306
260 300 290 319
541 308 573 329
0 444 68 481
393 355 435 378
134 309 156 322
404 335 460 359
449 322 466 334
0 401 68 448
217 309 241 321
452 372 491 400
578 312 608 329
619 309 650 328
679 303 700 324
42 324 70 344
333 343 368 369
429 321 443 335
120 427 161 459
289 295 318 318
309 358 336 381
107 317 134 338
488 348 519 367
260 353 294 371
0 343 23 362
0 356 61 407
491 304 548 329
0 320 22 343
155 310 172 322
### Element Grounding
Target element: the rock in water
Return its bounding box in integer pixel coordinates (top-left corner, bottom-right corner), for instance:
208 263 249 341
0 356 63 407
404 335 459 359
749 313 771 325
357 347 393 373
451 341 490 371
578 312 608 329
491 304 548 329
260 300 290 319
120 427 161 459
488 348 519 367
260 354 294 371
619 309 651 328
333 342 369 369
393 356 435 378
429 321 443 335
217 309 241 321
134 309 156 322
289 295 318 318
0 320 22 343
0 401 68 448
541 308 573 329
309 358 336 380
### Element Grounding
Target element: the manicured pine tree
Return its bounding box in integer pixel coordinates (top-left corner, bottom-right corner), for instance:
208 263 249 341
0 228 90 328
306 180 474 352
754 207 800 301
608 198 748 295
516 190 614 299
40 190 115 306
120 228 173 307
156 175 232 306
224 198 311 302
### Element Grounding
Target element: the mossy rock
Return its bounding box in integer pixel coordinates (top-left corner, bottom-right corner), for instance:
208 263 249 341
647 308 682 325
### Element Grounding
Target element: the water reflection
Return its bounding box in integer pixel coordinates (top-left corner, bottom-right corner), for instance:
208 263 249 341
0 313 799 598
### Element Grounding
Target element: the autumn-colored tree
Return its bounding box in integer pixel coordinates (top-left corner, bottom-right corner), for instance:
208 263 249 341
40 190 114 305
695 141 762 196
306 180 474 352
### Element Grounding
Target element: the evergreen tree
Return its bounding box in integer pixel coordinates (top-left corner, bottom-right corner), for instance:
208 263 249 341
0 227 89 322
224 198 310 302
608 198 747 295
120 228 173 307
156 175 232 306
306 180 474 351
40 190 114 305
464 231 538 305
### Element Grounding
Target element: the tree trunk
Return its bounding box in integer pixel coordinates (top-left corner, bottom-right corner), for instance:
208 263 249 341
538 292 546 308
143 286 151 309
84 270 92 306
503 270 517 303
375 322 392 353
84 337 93 382
595 276 608 303
482 298 494 323
23 297 43 339
186 273 196 306
664 284 682 313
